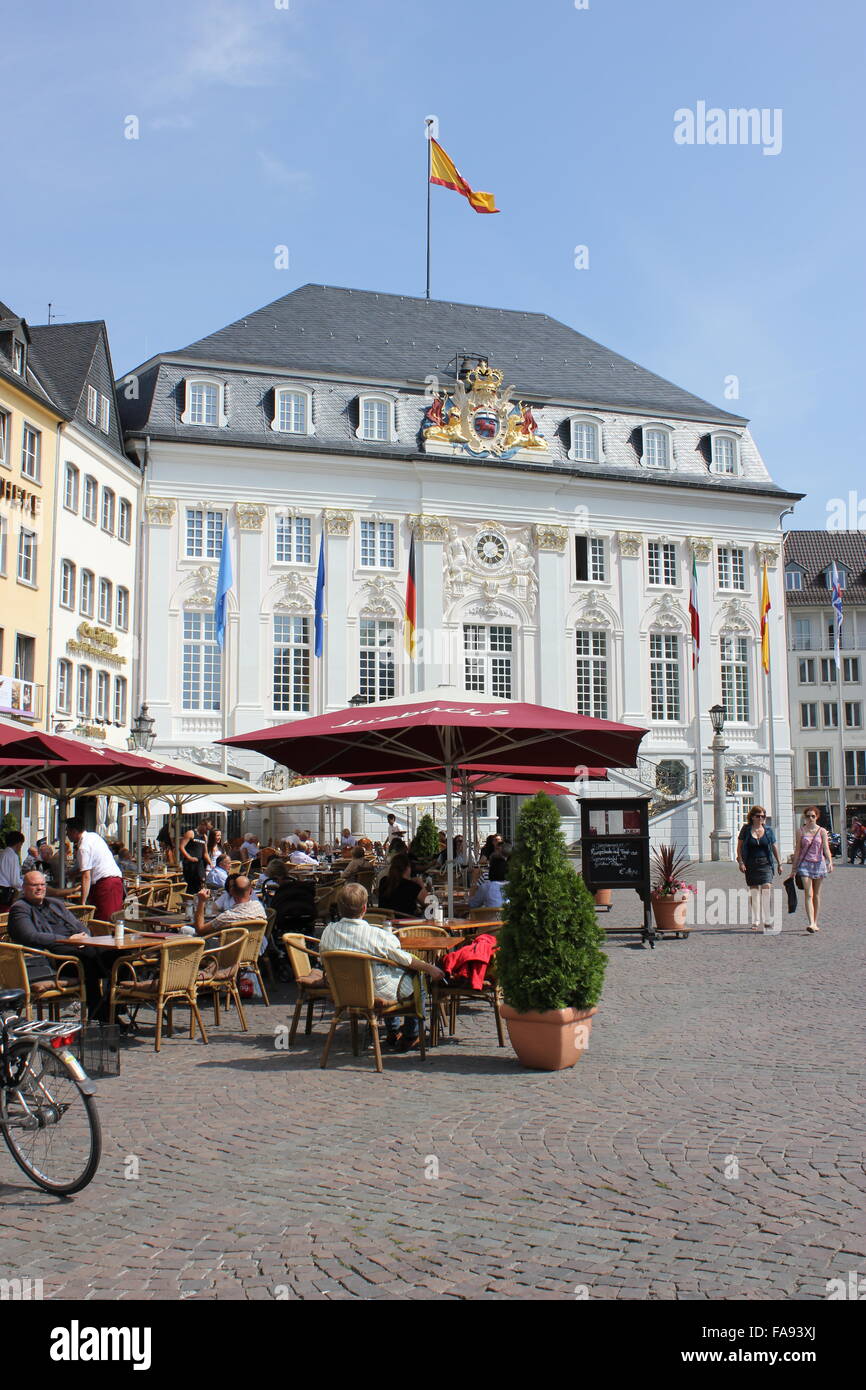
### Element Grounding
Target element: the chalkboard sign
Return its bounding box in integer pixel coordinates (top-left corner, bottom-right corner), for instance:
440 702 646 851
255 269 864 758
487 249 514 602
582 835 647 889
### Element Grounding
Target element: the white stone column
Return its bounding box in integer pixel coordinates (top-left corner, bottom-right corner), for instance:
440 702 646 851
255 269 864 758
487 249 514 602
533 524 569 708
323 510 353 710
617 532 644 722
233 503 267 735
411 515 450 690
142 497 177 744
689 536 714 858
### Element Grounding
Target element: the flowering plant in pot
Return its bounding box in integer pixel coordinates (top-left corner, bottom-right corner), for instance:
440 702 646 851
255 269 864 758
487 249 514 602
497 794 607 1071
650 844 696 932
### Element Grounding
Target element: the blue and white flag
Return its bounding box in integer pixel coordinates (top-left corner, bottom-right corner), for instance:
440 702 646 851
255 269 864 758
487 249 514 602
830 561 844 666
314 532 325 658
214 520 233 652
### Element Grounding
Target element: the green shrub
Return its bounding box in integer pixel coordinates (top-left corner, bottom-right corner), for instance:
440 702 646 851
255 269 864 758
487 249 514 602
497 794 607 1012
0 811 20 850
410 813 439 860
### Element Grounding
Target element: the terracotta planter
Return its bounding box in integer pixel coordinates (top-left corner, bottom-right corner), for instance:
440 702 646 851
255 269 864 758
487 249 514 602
594 889 612 910
500 1003 598 1071
651 890 689 932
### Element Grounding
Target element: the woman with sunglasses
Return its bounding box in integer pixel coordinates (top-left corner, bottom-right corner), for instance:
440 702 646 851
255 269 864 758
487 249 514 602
793 807 833 932
736 806 782 931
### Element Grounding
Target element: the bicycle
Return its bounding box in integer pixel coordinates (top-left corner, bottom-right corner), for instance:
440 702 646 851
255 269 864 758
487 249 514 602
0 988 101 1195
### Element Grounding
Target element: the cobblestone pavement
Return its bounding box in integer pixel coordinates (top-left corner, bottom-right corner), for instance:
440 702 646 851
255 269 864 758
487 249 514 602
1 863 863 1301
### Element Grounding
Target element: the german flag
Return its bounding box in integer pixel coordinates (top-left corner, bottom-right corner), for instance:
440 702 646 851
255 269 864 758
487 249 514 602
760 563 771 674
405 532 417 658
429 139 499 214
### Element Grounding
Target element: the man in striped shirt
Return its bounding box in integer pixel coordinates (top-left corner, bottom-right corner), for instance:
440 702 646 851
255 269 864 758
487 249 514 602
320 883 443 1051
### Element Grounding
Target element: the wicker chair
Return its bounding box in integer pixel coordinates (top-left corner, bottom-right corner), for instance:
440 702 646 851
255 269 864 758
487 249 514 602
430 942 504 1048
467 908 503 923
0 942 86 1021
282 932 331 1043
237 921 270 1006
393 923 452 962
65 904 97 927
108 938 207 1052
195 927 250 1031
319 950 426 1073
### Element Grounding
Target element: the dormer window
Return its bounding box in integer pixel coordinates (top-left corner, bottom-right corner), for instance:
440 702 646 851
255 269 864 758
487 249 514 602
357 394 395 443
824 565 848 590
86 385 98 424
181 377 227 428
641 425 674 470
13 340 25 375
711 432 740 475
785 565 804 592
272 387 312 435
568 415 603 463
99 394 111 433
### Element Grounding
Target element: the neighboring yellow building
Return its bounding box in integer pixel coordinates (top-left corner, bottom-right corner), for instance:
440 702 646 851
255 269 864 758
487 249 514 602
1 301 62 838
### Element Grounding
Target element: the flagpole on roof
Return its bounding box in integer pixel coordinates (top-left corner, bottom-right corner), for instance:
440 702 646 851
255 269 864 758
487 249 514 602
425 118 434 300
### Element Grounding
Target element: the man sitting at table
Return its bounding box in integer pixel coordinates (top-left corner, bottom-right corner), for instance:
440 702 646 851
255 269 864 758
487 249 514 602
289 843 318 865
8 870 115 1021
193 874 266 937
206 852 232 892
321 883 444 1052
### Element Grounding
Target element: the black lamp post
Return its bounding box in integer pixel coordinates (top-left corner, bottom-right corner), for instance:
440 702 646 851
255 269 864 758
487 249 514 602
127 703 156 752
348 693 366 707
708 704 730 861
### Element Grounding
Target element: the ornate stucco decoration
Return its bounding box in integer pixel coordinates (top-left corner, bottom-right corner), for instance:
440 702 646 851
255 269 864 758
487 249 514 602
184 566 218 609
578 590 609 627
648 593 684 629
756 544 780 569
236 502 267 531
618 531 642 558
422 359 549 459
409 514 451 542
444 523 538 616
144 496 176 527
273 572 313 614
323 509 353 537
719 597 750 631
689 536 713 562
360 575 400 618
533 524 569 553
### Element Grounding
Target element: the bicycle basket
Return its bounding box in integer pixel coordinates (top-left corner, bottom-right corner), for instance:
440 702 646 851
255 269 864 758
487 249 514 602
74 1024 121 1078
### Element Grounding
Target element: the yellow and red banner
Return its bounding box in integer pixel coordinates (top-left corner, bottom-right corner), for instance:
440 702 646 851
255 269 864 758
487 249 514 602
405 532 417 657
429 139 499 214
760 563 771 674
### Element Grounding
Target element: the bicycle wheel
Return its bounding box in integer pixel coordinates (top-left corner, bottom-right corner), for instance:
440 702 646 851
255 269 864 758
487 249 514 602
1 1039 101 1195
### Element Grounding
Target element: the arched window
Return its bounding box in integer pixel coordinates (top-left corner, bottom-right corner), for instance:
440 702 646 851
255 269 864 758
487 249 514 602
357 395 395 443
568 416 602 463
710 433 740 475
273 387 312 435
181 378 227 428
642 426 673 470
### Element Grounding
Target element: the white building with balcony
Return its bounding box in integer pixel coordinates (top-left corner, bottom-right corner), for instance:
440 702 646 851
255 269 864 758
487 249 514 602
120 283 801 854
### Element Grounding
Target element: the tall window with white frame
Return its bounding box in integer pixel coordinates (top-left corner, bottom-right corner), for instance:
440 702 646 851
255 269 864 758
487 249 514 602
56 660 72 714
721 634 751 723
575 629 608 718
116 587 129 631
361 399 390 442
64 463 79 512
463 625 514 699
98 578 113 626
845 750 866 787
275 515 312 565
118 498 132 544
83 476 98 523
95 671 110 721
643 428 670 469
359 619 396 703
17 528 36 585
0 409 9 468
80 569 94 617
113 676 127 726
273 615 311 713
60 559 76 609
186 508 224 559
360 519 395 568
717 546 746 591
21 426 40 481
648 541 678 586
575 535 606 583
650 633 681 721
807 750 831 788
182 612 221 711
730 774 756 828
77 665 92 719
571 419 598 462
0 515 7 575
712 435 737 475
276 390 308 434
188 382 219 427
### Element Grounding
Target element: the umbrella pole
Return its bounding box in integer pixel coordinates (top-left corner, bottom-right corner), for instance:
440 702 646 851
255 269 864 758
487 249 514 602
444 761 454 919
58 774 68 889
136 799 145 877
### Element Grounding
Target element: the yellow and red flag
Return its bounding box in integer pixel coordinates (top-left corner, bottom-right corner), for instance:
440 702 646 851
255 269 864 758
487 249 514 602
760 563 771 674
429 139 499 214
405 531 417 657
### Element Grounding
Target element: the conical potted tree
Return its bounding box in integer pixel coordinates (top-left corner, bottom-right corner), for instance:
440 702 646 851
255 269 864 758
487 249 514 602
410 813 439 863
497 794 607 1071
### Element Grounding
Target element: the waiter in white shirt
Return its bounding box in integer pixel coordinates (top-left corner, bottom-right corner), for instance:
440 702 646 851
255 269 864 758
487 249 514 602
66 817 124 919
0 831 25 907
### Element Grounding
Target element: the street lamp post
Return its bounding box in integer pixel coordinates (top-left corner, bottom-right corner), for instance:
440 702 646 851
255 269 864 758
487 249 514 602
709 703 731 862
127 704 156 874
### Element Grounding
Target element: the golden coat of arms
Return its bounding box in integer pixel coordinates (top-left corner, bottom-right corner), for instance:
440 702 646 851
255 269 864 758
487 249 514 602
422 360 549 458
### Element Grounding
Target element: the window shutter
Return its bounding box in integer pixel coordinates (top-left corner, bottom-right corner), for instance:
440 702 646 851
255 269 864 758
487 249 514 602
628 426 643 458
697 434 713 465
575 535 589 581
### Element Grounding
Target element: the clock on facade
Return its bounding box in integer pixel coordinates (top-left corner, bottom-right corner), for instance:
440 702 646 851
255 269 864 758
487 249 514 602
475 531 507 567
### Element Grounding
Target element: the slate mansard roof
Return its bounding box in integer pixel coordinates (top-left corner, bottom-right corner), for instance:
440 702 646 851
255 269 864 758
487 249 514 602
119 282 799 500
784 530 866 608
29 319 128 459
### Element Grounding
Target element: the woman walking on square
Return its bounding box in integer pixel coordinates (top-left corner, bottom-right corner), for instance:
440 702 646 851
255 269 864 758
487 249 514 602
793 807 833 932
736 805 782 931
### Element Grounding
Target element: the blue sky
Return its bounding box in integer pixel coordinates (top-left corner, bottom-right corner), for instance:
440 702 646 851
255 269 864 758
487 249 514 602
3 0 863 526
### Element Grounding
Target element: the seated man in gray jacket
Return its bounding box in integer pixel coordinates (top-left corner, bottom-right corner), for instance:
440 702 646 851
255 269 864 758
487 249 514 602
7 871 114 1021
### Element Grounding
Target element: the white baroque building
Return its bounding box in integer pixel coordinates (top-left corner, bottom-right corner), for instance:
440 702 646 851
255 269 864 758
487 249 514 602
120 284 800 854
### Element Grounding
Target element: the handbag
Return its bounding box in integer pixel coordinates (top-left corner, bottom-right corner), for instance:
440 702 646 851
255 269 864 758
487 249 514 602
784 876 798 913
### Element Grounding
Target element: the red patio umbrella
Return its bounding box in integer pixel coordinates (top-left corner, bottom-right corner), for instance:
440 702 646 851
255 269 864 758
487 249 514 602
342 763 609 786
369 777 573 801
222 689 645 912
